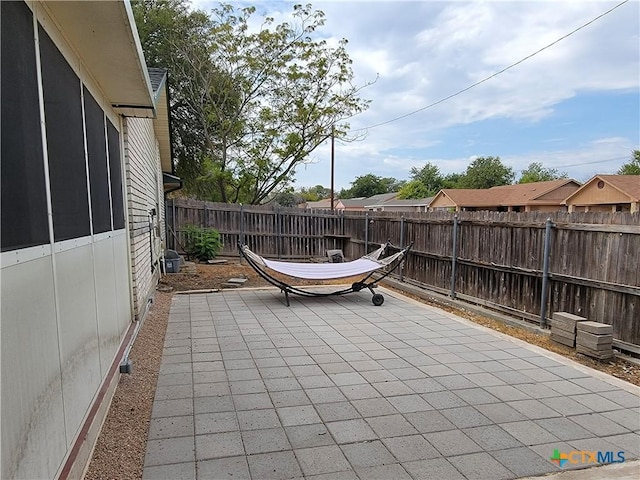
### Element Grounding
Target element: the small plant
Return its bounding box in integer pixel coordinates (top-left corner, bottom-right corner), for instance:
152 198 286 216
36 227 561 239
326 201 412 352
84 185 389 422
183 224 223 261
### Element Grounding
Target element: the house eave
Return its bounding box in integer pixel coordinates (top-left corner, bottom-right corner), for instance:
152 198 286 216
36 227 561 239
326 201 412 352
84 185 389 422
44 0 155 118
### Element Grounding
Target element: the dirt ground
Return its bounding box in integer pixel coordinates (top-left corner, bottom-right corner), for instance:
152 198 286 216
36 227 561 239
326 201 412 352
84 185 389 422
87 258 639 480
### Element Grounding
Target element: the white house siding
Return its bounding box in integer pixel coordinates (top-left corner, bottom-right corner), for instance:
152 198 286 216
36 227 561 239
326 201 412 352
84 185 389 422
124 117 165 320
0 2 146 478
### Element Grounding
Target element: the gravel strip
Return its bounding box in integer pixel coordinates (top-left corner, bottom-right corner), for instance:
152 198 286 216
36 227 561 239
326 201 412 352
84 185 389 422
85 291 172 480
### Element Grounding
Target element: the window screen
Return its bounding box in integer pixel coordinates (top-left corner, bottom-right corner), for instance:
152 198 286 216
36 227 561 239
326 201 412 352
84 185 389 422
39 25 90 241
84 87 111 233
107 121 125 230
1 1 50 251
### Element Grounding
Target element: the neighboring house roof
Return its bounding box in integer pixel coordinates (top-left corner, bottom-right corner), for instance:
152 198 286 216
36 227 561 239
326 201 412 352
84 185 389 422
340 197 369 209
304 198 344 209
430 179 581 208
341 193 398 209
595 175 640 200
365 197 433 209
303 193 399 210
493 179 581 206
365 192 398 204
564 175 640 204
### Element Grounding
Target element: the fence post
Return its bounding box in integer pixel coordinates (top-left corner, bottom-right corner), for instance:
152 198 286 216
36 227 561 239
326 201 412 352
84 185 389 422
276 205 282 259
450 214 459 299
239 204 245 262
540 217 553 328
171 199 176 251
365 212 369 253
202 200 206 228
400 215 405 282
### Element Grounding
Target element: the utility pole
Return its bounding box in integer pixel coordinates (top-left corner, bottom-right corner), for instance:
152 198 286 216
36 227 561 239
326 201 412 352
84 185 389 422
330 125 335 210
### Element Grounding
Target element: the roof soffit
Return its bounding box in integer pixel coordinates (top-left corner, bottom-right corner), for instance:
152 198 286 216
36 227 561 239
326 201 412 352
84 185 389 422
44 0 155 117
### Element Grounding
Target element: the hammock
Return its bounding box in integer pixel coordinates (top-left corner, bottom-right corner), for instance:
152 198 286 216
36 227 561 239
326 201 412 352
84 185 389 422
238 241 412 306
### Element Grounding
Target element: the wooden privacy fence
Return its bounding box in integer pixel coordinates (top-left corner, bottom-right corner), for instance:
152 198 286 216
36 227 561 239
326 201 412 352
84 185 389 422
166 198 640 347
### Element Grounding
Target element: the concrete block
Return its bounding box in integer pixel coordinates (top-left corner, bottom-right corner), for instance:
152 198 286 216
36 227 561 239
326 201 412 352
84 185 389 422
577 331 613 348
284 424 335 449
366 414 419 438
295 445 351 476
341 440 396 467
247 451 302 479
241 427 290 454
576 345 614 360
552 312 586 332
326 419 377 444
550 332 575 347
382 435 440 462
549 327 575 340
577 321 613 335
423 429 483 456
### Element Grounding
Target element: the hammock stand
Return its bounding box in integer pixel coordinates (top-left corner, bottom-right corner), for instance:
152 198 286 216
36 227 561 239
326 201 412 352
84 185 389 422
238 241 412 306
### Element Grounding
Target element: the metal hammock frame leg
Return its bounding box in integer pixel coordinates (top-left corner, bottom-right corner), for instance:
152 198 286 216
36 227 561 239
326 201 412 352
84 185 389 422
238 242 412 307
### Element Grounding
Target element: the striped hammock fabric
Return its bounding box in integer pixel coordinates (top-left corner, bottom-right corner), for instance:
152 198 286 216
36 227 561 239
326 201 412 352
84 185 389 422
240 244 405 280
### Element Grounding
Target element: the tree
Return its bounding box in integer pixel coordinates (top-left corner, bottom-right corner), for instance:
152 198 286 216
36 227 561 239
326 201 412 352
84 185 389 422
270 189 303 207
408 162 444 196
299 185 331 201
518 162 567 183
441 172 464 189
458 156 514 189
618 150 640 175
133 1 371 204
397 180 432 199
339 174 402 199
132 0 215 191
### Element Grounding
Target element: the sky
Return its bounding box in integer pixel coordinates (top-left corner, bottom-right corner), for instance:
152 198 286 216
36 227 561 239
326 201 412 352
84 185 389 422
191 0 640 190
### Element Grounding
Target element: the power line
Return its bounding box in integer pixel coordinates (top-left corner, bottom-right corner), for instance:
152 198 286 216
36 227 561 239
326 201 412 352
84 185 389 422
508 155 629 175
552 155 629 169
353 0 630 133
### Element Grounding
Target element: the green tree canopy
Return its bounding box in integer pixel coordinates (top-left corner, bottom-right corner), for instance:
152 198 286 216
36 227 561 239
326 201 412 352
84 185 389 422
339 174 402 199
133 1 371 204
407 162 444 196
458 156 515 189
270 189 303 207
518 162 568 183
397 180 432 199
299 185 331 201
441 172 464 189
617 150 640 175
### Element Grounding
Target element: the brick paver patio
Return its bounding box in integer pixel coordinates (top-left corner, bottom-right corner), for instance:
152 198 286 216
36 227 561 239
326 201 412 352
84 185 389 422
142 287 640 479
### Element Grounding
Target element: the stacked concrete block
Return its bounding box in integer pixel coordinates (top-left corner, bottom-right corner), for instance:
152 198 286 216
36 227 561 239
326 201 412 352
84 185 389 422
550 312 584 347
576 321 614 360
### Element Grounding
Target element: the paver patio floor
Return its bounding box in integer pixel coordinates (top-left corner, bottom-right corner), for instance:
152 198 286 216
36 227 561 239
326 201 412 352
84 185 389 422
143 287 640 480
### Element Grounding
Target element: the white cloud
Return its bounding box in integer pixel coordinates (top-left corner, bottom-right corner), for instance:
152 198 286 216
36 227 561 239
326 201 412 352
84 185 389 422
191 0 639 190
504 136 637 181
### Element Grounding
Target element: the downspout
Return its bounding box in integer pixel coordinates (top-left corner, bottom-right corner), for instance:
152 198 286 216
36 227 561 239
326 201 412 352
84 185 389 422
120 296 152 373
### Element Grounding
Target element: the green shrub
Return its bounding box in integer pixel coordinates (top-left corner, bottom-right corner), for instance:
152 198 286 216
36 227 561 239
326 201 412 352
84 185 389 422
183 225 223 261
